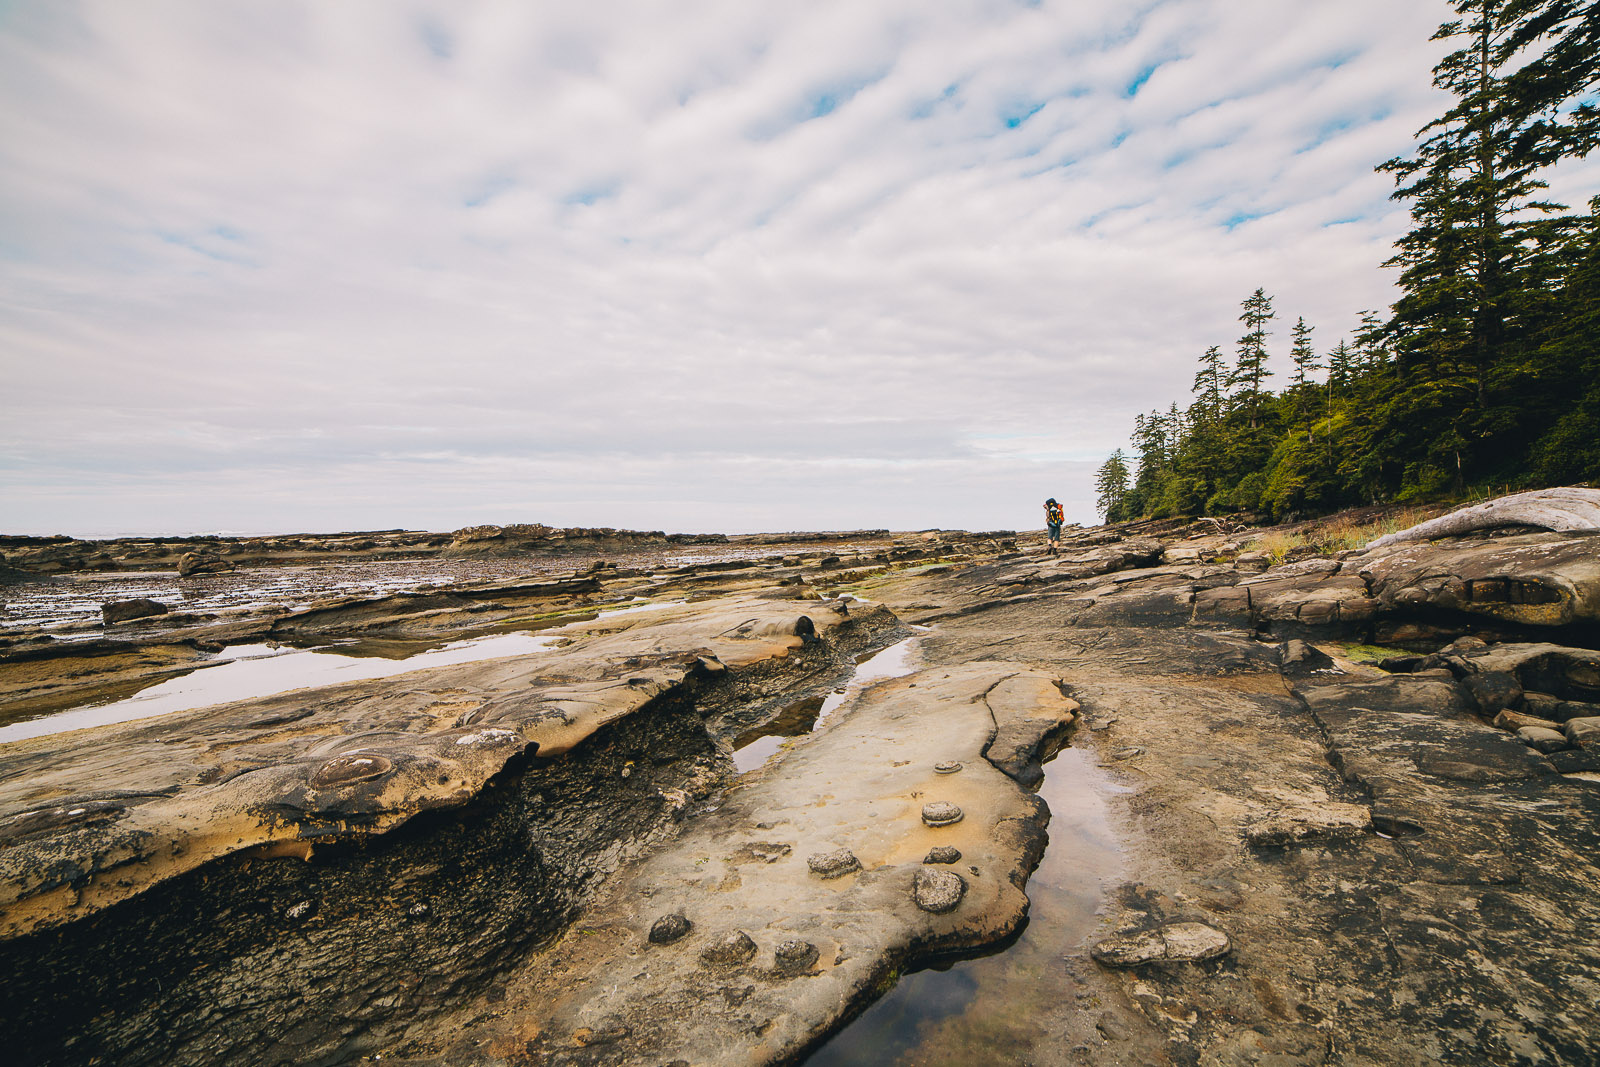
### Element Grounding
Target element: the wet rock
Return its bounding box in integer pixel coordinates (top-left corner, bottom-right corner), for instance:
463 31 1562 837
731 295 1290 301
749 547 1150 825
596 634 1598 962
1517 727 1570 753
806 849 861 879
648 913 692 945
773 939 819 975
101 598 169 625
933 760 963 774
912 867 967 913
699 930 757 967
924 845 962 864
1091 921 1231 967
921 801 964 827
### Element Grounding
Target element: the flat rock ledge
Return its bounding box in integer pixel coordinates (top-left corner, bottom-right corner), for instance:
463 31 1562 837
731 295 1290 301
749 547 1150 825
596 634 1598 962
0 594 913 1066
1091 922 1233 968
391 661 1071 1066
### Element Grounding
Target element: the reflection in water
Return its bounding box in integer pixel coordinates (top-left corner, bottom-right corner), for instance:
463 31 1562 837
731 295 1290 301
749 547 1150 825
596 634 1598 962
731 634 921 773
803 746 1129 1066
0 632 557 745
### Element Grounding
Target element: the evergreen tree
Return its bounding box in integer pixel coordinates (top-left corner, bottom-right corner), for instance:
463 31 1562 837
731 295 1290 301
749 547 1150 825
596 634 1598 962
1326 340 1355 390
1095 450 1130 520
1288 317 1320 440
1353 310 1389 371
1229 288 1275 427
1192 345 1226 414
1289 317 1320 389
1498 0 1600 168
1376 0 1583 491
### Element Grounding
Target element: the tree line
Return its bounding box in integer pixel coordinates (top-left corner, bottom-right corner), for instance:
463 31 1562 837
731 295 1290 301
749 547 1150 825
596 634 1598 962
1096 0 1600 524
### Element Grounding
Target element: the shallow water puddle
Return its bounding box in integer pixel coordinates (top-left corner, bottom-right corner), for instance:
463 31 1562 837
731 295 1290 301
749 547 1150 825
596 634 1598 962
802 745 1130 1065
732 634 922 773
0 632 558 745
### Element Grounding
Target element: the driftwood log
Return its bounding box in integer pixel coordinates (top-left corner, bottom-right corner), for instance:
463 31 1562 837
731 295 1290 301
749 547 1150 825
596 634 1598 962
1367 487 1600 549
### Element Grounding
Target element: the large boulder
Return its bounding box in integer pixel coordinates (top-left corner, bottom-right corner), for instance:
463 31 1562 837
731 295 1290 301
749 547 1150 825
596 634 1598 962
1358 531 1600 628
1367 487 1600 548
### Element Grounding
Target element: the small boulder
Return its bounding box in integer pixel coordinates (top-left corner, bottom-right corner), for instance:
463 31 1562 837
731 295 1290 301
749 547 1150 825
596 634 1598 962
1517 726 1570 753
1563 717 1600 746
177 551 233 577
912 867 967 914
102 598 169 625
1493 709 1562 733
699 930 757 967
923 846 962 865
648 913 692 945
773 940 819 976
1463 671 1523 716
1092 922 1231 968
921 801 964 827
806 849 861 879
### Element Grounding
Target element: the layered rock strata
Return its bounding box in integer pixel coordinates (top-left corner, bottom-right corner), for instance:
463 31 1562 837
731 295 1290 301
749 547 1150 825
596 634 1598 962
0 595 902 1065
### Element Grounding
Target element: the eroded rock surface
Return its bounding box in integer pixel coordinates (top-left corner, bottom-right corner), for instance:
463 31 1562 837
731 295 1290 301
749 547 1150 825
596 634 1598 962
6 501 1600 1066
0 592 904 1065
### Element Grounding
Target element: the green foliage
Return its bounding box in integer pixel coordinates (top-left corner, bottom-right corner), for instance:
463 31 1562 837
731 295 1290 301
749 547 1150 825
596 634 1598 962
1106 5 1599 524
1095 450 1130 520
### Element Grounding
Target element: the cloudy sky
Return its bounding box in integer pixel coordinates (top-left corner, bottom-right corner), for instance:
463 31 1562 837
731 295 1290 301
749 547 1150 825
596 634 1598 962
0 0 1503 536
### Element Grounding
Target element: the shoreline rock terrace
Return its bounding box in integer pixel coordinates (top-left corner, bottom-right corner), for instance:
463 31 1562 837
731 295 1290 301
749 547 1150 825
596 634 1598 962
2 495 1599 1065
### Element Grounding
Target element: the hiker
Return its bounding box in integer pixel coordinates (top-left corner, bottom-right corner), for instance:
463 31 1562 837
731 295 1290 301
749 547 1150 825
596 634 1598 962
1043 498 1064 555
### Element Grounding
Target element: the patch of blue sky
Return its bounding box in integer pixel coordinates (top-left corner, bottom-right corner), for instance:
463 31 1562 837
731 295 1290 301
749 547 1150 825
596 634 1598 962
155 227 255 266
417 17 452 60
1296 115 1358 154
463 172 517 208
746 67 889 141
561 181 617 207
1222 210 1263 230
1124 61 1160 98
909 82 961 121
1002 100 1047 130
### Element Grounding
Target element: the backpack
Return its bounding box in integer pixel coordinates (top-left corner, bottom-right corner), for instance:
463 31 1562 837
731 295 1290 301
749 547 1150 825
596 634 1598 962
1046 501 1063 525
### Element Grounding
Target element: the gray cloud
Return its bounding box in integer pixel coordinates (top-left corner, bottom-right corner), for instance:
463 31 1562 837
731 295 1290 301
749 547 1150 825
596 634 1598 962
8 0 1587 536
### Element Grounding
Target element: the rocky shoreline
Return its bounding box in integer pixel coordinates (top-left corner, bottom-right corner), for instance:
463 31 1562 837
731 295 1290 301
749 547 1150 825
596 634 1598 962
2 503 1599 1065
0 524 919 578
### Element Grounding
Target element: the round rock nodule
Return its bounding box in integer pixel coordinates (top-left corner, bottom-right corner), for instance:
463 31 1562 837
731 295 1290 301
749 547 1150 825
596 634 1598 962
921 801 964 827
649 913 692 945
933 761 963 775
912 867 967 913
774 939 820 975
807 848 862 879
700 930 757 967
924 845 962 864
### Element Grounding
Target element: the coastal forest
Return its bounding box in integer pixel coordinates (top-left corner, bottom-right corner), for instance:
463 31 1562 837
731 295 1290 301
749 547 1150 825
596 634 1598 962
1097 0 1600 523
